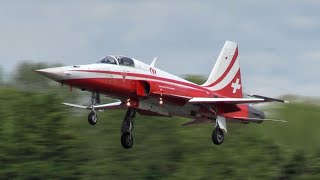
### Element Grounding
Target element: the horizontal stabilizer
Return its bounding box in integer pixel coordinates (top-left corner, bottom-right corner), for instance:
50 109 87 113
189 96 289 104
248 94 289 103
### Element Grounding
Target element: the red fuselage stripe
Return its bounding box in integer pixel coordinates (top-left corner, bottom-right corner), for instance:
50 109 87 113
70 69 211 92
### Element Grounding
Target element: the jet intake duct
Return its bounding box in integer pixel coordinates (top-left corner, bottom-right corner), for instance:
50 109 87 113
136 81 150 96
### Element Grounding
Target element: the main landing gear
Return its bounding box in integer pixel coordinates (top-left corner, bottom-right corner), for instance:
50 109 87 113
86 91 224 148
88 91 100 125
85 91 137 149
211 119 225 145
120 108 137 149
212 126 224 145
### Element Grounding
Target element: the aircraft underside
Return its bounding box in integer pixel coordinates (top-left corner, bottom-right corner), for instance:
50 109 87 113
84 90 224 149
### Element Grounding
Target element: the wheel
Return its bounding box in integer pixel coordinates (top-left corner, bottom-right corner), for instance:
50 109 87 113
212 128 224 145
121 132 133 149
88 111 98 125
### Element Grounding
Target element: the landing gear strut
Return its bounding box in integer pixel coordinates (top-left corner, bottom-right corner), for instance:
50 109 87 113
121 108 137 149
88 91 100 125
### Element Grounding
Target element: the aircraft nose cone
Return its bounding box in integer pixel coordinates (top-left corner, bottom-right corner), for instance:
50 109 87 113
35 67 64 81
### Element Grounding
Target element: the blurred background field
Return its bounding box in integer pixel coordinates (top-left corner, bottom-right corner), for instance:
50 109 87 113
1 62 320 179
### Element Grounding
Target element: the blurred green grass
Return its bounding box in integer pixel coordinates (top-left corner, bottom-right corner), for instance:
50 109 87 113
256 103 320 153
2 87 320 179
1 64 320 179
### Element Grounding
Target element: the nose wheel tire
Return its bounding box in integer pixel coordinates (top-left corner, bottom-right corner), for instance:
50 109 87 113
88 110 98 125
212 128 224 145
121 132 133 149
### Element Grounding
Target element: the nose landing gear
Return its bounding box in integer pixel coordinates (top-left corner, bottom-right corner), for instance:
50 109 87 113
88 110 98 125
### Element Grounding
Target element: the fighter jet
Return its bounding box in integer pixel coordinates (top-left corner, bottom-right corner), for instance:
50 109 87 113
36 41 288 149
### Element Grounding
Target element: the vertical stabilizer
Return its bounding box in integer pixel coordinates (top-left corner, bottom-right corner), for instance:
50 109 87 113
202 41 243 98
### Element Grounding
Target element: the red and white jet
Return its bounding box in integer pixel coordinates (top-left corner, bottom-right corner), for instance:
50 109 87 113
36 41 288 149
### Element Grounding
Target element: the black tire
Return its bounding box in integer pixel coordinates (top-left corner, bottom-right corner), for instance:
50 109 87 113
88 111 98 125
121 132 133 149
212 128 224 145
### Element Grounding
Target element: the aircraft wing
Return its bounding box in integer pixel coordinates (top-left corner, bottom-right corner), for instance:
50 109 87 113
189 96 288 104
189 97 266 104
62 101 125 110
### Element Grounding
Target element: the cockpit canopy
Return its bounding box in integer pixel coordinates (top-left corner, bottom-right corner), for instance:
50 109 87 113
98 56 117 65
97 56 135 67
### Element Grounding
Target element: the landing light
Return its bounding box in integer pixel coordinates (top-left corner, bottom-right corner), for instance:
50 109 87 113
126 99 131 106
159 98 163 105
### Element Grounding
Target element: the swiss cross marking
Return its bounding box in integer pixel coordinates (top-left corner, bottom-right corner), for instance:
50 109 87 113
231 78 241 94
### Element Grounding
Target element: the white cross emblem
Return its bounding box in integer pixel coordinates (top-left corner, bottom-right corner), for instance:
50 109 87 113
231 78 241 94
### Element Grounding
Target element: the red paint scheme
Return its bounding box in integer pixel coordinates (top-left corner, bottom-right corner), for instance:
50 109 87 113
216 69 243 98
63 73 250 121
54 42 255 124
35 41 284 148
63 77 212 102
220 104 248 119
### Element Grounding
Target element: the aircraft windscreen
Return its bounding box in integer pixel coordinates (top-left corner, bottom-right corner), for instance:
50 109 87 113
98 56 118 65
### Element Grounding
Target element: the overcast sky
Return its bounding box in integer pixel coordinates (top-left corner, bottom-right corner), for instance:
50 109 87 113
0 1 319 97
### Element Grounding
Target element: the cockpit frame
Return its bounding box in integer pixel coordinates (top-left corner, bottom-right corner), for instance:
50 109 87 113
98 55 135 67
